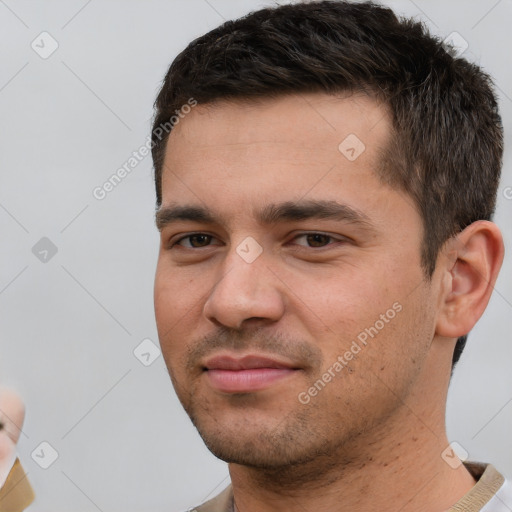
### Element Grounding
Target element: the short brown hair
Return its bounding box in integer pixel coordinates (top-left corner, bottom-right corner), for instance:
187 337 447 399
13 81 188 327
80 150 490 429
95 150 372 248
151 1 503 367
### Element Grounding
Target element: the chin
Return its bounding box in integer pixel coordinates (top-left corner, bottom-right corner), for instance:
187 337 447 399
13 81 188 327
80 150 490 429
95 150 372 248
188 409 335 470
200 431 316 468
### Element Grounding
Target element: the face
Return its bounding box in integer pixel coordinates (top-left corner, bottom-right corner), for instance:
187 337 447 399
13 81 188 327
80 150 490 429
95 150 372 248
154 92 439 469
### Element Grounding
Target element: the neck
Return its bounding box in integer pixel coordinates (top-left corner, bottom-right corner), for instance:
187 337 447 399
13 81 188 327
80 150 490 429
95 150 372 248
229 343 476 512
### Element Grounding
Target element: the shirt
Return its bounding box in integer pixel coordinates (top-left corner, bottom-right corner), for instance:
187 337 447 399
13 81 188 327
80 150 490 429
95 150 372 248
0 458 35 512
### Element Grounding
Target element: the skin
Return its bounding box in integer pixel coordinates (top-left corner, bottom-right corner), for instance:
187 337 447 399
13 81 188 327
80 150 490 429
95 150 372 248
154 92 504 511
0 387 25 484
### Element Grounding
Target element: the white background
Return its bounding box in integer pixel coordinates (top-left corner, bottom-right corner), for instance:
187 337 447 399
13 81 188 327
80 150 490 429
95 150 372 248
0 1 511 510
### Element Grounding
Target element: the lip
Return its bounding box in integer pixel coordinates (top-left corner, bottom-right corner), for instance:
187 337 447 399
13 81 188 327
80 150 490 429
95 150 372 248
203 354 300 393
204 354 297 371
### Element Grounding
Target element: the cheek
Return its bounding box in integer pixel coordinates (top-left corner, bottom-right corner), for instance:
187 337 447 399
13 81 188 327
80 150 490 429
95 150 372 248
154 273 191 363
154 261 202 324
305 266 427 370
154 273 174 331
301 267 394 335
154 284 188 383
154 263 212 365
355 284 435 392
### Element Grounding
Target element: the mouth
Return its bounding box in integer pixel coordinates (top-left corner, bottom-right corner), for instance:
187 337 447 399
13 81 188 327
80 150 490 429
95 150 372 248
203 354 301 393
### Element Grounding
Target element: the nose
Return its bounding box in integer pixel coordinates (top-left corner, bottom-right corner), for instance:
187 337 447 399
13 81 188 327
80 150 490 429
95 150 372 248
203 244 286 330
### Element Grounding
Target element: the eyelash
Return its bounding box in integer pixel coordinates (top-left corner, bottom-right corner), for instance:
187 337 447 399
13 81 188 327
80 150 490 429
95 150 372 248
169 232 346 250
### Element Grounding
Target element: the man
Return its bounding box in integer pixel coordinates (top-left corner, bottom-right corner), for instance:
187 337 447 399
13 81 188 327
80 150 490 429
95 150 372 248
151 1 510 511
0 1 509 511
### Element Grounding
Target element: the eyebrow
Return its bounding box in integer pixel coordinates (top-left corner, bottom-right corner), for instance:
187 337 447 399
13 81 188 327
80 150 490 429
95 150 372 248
155 199 375 233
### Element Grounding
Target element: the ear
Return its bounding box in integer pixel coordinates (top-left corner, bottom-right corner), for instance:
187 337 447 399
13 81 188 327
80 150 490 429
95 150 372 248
435 220 504 338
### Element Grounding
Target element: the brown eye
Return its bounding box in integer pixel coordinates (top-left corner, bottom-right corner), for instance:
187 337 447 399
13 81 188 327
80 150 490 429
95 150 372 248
175 234 215 248
305 234 332 247
293 233 341 248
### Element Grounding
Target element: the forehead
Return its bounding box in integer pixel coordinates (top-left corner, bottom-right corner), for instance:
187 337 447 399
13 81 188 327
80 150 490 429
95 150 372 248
165 92 390 162
159 92 402 229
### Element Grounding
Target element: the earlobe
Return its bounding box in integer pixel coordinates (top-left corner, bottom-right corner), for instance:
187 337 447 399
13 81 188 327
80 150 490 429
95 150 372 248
435 220 504 339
